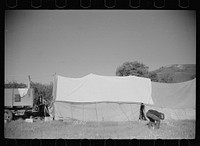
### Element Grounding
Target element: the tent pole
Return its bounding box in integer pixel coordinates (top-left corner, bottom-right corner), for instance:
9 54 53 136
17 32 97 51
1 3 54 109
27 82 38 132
83 104 84 121
70 104 73 119
95 103 98 122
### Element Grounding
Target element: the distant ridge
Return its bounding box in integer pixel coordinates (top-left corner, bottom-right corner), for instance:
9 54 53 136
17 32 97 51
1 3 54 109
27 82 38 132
151 64 196 83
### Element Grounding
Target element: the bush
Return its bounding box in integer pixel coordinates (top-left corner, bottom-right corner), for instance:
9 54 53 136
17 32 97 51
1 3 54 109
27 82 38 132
116 61 149 77
30 82 53 106
5 82 27 88
116 61 159 82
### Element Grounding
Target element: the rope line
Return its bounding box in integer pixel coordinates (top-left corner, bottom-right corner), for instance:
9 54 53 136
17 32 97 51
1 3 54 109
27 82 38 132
174 109 180 120
183 109 188 120
118 104 130 121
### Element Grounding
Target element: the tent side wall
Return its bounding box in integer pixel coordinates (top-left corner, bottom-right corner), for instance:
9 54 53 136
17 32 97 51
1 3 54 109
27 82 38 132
150 79 196 121
54 101 141 121
54 102 195 121
151 79 196 109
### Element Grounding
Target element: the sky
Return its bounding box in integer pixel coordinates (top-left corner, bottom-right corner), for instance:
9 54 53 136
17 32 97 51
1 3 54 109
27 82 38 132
5 10 196 84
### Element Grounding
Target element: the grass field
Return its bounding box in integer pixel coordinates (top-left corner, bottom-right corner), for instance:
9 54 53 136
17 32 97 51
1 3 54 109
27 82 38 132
4 119 195 139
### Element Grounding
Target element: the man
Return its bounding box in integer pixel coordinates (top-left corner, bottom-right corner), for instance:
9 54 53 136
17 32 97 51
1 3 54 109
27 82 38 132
36 95 48 118
146 109 165 129
139 103 147 121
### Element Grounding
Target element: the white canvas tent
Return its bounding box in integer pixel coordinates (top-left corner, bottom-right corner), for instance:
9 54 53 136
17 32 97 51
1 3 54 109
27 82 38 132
51 74 153 121
50 74 195 121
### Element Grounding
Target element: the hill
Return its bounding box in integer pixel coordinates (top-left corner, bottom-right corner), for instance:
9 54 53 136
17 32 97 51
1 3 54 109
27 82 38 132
150 64 196 83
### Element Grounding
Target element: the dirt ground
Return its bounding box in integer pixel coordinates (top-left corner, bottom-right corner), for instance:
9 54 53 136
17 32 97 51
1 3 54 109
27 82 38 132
4 118 195 139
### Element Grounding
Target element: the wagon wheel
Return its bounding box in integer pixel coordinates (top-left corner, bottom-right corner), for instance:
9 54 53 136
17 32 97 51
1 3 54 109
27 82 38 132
4 109 13 122
33 105 39 111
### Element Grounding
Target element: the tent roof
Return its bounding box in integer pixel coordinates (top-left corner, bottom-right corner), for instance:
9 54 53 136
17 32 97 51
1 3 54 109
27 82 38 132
53 73 153 104
52 74 195 109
